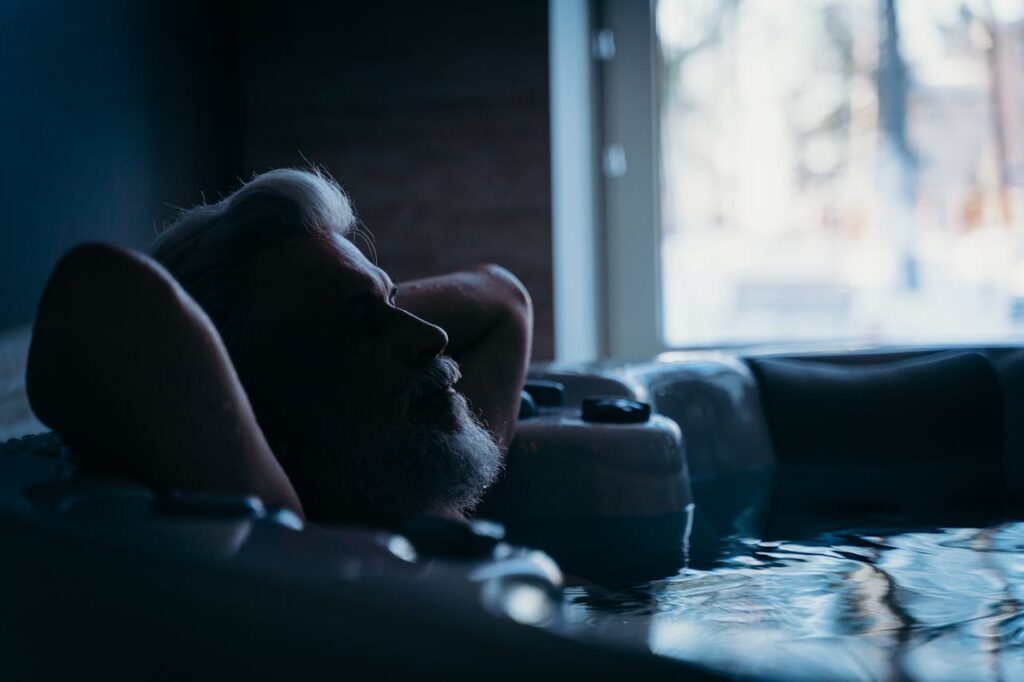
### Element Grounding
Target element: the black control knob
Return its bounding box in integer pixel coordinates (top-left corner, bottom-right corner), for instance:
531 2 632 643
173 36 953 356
518 390 538 420
581 396 651 424
523 380 567 408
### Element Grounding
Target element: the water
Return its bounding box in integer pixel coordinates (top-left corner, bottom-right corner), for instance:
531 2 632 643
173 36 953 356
563 524 1024 680
532 468 1024 681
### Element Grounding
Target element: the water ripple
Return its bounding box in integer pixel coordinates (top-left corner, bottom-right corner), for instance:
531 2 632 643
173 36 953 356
565 524 1024 681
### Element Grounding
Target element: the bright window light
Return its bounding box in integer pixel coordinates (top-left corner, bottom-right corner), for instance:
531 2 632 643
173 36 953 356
658 0 1024 346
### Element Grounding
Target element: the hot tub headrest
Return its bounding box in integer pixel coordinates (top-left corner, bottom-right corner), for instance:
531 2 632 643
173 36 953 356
748 351 1003 465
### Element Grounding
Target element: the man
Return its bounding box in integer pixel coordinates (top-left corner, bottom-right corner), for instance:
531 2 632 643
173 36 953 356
26 169 532 525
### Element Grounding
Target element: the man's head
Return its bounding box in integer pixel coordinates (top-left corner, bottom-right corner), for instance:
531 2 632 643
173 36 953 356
153 169 501 523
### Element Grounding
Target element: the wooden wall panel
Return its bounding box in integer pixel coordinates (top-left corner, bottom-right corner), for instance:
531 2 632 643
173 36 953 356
235 1 554 359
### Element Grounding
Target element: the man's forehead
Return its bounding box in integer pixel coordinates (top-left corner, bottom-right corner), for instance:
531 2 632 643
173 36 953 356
251 235 393 309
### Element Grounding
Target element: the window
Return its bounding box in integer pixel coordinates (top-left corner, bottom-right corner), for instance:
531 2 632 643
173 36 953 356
658 0 1024 346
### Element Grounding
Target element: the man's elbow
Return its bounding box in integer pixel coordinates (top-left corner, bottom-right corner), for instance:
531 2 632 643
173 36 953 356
472 263 533 328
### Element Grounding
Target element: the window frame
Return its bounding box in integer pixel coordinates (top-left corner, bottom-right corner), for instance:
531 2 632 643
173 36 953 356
549 0 663 361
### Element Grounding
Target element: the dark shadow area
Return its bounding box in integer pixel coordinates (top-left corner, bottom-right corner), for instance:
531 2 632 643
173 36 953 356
0 0 554 358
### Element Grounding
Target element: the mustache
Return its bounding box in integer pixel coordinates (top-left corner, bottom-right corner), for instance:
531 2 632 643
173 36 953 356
402 355 462 406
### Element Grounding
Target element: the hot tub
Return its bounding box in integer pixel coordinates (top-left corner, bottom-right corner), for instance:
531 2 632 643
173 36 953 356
2 340 1022 680
512 344 1024 681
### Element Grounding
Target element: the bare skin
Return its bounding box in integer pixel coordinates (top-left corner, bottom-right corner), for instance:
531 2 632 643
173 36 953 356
25 240 532 523
238 235 532 522
26 243 305 516
398 264 533 450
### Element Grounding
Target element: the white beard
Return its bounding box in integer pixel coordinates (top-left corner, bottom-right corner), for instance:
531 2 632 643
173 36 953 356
379 390 503 515
306 359 503 521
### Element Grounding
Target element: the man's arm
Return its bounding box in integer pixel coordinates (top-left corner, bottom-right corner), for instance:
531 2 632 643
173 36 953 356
26 244 305 517
397 264 532 450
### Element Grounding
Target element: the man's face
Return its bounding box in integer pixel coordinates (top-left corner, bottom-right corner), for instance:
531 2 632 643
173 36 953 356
243 234 500 522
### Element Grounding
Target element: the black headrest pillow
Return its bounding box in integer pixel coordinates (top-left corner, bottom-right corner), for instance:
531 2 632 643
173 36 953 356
748 351 1003 465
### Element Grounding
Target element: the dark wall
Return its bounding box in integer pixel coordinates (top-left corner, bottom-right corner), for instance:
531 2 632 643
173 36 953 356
235 1 554 358
0 1 554 359
0 1 239 329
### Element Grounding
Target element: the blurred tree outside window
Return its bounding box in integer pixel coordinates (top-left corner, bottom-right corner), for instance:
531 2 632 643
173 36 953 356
659 0 1024 345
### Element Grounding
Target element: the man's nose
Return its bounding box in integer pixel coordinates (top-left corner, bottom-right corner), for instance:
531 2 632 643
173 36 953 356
397 310 448 367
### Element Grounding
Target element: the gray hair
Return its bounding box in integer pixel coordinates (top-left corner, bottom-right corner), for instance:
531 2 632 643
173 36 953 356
152 168 357 357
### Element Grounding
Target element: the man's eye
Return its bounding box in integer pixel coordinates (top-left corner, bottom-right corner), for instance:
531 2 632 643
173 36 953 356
389 287 399 306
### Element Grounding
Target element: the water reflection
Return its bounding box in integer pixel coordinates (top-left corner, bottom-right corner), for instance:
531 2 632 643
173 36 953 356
565 524 1024 681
